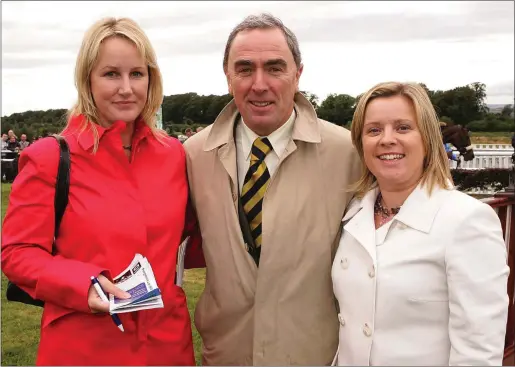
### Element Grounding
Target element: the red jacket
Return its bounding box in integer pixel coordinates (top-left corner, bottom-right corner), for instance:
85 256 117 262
1 115 205 366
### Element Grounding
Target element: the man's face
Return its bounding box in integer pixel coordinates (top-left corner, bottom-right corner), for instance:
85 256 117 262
21 135 27 142
9 137 16 143
1 134 7 142
225 27 303 136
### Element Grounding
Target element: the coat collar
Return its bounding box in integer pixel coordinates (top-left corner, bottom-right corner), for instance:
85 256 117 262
341 181 454 263
203 92 321 152
65 114 152 152
394 182 453 233
342 181 453 233
341 187 378 263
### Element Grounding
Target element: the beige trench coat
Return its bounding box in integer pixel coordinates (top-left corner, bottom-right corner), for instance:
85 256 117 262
183 92 361 365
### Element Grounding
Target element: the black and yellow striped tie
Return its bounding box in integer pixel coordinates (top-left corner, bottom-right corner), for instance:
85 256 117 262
241 137 273 261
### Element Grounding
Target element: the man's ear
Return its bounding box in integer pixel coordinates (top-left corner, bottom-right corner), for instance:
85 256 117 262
295 63 304 91
225 70 233 95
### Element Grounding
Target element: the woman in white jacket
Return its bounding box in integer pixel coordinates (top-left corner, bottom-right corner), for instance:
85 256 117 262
332 81 509 366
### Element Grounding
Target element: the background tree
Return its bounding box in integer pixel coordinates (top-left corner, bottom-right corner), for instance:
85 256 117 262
300 91 319 111
317 93 356 126
2 83 512 137
431 83 488 124
501 104 514 118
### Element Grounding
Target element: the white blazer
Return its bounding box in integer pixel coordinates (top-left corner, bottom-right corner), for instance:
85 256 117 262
331 183 510 366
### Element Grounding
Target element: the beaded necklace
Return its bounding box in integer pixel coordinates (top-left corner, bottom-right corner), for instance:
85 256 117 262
374 192 401 226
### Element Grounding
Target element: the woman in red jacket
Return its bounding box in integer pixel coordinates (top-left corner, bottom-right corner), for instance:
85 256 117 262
1 17 204 366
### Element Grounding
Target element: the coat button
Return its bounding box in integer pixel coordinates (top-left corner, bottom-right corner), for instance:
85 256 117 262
338 313 345 326
368 267 375 278
340 258 349 269
363 323 372 337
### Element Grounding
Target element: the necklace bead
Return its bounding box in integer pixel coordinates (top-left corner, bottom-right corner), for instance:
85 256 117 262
374 192 401 225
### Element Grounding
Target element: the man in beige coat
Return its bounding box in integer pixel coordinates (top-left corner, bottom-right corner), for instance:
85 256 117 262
183 13 361 366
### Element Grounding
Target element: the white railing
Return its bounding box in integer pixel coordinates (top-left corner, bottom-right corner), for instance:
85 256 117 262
450 144 514 170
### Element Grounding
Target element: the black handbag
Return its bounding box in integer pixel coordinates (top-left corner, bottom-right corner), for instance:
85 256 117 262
5 135 70 307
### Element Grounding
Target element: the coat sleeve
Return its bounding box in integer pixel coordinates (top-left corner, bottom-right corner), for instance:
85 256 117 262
182 198 205 269
181 138 205 269
446 202 510 366
1 139 108 313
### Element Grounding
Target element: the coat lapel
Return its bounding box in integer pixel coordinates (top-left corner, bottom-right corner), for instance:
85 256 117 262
341 183 452 264
217 141 238 208
342 188 379 264
394 182 451 233
273 92 321 164
203 100 241 209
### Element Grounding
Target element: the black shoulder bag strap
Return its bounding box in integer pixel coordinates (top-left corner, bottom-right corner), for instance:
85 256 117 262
6 135 70 307
232 116 260 266
52 135 71 245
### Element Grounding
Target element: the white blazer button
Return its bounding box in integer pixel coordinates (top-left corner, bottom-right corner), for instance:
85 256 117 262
338 313 345 326
340 258 349 269
363 323 372 337
368 268 375 278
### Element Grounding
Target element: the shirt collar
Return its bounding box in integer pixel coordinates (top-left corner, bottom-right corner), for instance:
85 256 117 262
240 108 296 160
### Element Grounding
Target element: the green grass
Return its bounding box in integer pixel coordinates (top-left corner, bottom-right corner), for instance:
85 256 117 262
469 131 513 137
1 183 206 366
470 131 513 144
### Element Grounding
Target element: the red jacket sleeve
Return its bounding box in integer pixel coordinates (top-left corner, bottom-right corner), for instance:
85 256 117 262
182 199 205 269
1 139 107 313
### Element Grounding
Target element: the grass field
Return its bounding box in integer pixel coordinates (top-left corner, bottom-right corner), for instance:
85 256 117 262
0 183 206 366
470 131 513 144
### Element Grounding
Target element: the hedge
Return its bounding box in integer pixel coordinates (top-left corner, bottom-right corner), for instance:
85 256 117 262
451 168 513 191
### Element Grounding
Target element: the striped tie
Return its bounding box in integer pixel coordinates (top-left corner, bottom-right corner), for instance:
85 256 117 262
241 137 273 261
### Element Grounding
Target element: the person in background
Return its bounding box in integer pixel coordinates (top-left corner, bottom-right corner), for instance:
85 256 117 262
18 134 30 152
184 128 194 138
2 17 203 366
183 12 361 366
1 134 17 182
1 134 8 150
444 142 459 161
332 81 509 366
7 129 18 141
6 136 20 152
195 126 204 133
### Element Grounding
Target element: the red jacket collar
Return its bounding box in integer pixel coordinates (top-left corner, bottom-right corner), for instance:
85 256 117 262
65 115 153 151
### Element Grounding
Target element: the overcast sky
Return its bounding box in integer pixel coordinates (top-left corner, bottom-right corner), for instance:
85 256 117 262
2 1 514 117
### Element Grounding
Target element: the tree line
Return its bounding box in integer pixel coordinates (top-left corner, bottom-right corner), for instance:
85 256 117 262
2 82 513 140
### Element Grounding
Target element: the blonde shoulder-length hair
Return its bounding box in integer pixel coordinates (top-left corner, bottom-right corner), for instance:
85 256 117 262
350 81 453 198
66 17 166 151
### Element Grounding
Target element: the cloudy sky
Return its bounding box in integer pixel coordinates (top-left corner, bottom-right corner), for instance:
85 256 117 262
2 1 514 117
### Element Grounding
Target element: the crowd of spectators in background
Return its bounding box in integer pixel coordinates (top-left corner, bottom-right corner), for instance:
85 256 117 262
174 126 204 143
1 130 55 182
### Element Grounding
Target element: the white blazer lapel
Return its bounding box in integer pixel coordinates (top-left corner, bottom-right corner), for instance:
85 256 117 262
342 188 379 264
394 183 451 233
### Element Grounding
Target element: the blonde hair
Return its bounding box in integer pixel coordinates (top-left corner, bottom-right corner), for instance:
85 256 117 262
66 17 165 151
350 81 453 198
